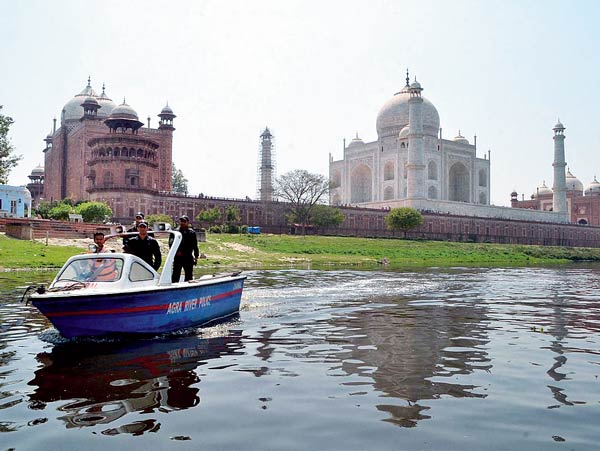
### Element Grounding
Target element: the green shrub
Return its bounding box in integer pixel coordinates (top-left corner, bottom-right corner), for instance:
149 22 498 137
225 224 240 234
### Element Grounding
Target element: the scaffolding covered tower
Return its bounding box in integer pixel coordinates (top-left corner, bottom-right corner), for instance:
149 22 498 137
256 127 276 201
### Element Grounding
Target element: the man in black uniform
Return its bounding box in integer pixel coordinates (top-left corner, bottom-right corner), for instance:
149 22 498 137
169 215 199 282
123 212 145 247
124 221 162 270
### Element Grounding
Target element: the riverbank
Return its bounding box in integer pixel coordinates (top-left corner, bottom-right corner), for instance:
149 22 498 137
2 232 600 270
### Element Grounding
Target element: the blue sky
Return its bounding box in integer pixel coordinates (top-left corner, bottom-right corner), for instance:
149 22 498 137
2 0 600 205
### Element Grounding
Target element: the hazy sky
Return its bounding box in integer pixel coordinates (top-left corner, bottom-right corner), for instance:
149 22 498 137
2 0 600 206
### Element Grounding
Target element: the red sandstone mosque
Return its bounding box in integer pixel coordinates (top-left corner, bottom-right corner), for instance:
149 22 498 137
33 78 175 219
511 165 600 226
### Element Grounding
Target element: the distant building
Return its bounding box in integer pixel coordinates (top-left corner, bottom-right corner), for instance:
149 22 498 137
0 185 32 218
256 127 275 201
511 166 600 226
41 77 175 218
330 72 491 207
26 164 44 208
330 72 569 224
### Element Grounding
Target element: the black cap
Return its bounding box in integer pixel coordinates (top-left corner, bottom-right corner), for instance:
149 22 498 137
136 221 149 228
135 212 145 219
179 215 190 221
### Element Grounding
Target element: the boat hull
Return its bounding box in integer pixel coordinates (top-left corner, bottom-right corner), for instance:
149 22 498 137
31 276 245 338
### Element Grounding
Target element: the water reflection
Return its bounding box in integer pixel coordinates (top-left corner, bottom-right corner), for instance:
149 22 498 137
301 295 490 427
28 332 244 434
1 267 599 449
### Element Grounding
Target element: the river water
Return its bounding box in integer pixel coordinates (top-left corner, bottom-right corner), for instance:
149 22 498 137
0 266 599 450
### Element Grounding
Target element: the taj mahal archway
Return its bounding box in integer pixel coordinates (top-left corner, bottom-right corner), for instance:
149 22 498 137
351 164 372 203
449 162 470 202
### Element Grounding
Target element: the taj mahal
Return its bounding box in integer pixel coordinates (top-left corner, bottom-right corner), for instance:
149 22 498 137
329 72 570 224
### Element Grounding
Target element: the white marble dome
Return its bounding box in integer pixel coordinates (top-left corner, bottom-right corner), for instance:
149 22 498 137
566 169 583 192
109 101 139 120
535 181 552 197
347 133 364 149
97 88 117 119
376 84 440 139
399 125 410 139
453 131 469 144
585 176 600 196
61 80 97 121
160 104 174 115
30 165 44 176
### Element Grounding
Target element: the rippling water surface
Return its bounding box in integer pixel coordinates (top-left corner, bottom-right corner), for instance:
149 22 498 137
1 266 599 450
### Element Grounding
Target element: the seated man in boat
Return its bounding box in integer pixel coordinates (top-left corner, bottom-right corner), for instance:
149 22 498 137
168 215 199 282
124 221 162 270
90 232 107 253
89 257 120 282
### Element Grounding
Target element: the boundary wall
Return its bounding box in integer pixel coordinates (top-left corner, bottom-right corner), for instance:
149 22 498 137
3 196 600 247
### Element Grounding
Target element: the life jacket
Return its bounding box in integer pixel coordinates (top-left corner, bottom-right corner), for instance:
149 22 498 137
91 259 119 282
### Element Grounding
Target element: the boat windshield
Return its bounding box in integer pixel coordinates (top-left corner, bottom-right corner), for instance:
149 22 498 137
57 257 124 283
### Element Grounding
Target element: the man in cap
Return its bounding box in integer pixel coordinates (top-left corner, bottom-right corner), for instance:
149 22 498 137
168 215 199 282
123 212 146 246
124 221 162 270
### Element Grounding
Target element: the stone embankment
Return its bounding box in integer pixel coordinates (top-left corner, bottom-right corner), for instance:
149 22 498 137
0 217 111 240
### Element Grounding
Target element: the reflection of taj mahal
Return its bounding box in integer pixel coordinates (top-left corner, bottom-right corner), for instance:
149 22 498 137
330 72 490 208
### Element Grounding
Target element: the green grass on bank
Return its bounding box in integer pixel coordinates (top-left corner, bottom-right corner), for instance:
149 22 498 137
3 233 600 270
0 234 84 269
195 233 600 268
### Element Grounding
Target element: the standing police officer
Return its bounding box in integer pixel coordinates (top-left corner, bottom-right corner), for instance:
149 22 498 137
124 221 162 270
169 215 199 282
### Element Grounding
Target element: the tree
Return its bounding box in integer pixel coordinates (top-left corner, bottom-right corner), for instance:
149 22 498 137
75 201 112 223
310 204 345 229
0 106 23 184
225 205 241 224
35 201 54 219
196 207 221 228
49 201 73 221
275 169 330 235
224 205 242 233
172 164 188 194
385 207 424 237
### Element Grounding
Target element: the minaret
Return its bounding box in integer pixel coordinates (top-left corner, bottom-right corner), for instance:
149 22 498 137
552 120 568 218
406 78 425 199
257 127 275 201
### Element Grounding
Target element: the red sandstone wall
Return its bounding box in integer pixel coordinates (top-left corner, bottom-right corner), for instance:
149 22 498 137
0 217 110 239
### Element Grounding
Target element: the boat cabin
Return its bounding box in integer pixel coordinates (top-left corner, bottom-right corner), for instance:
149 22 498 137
52 253 159 290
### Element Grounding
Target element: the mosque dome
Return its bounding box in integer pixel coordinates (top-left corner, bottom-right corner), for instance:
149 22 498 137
565 169 583 192
535 181 552 197
97 85 117 119
61 78 98 121
376 81 440 140
161 104 174 115
453 131 469 144
108 100 140 120
585 176 600 196
347 133 364 149
104 99 143 131
31 165 44 176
